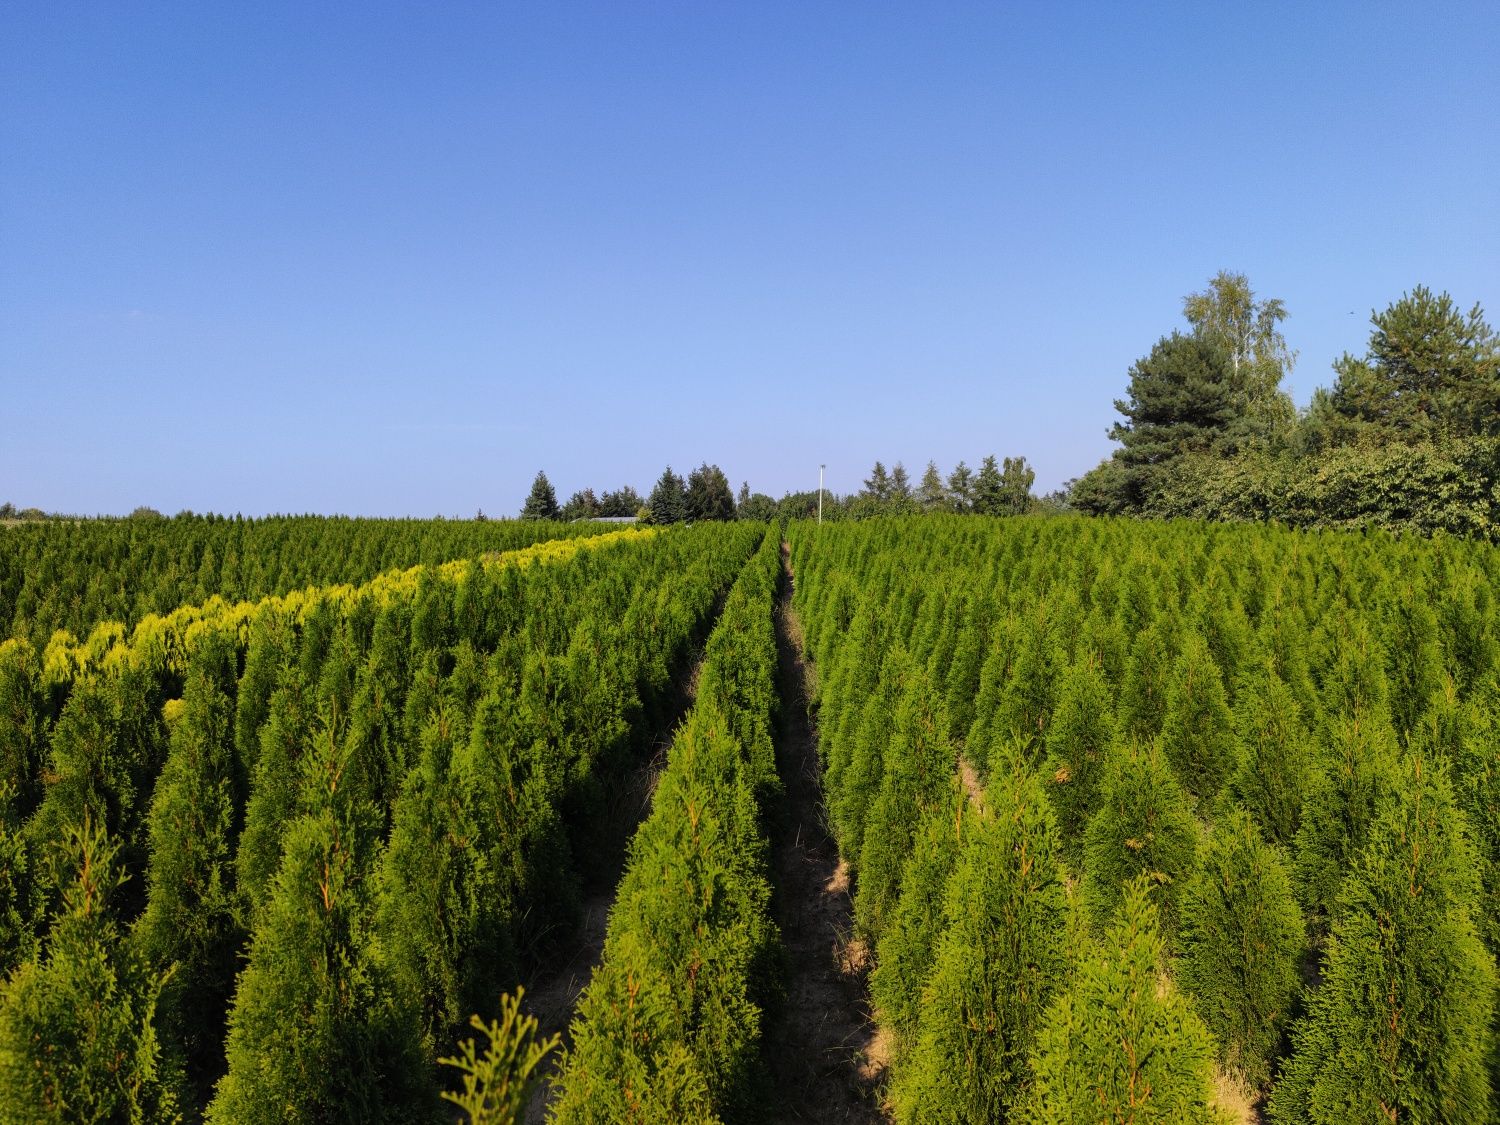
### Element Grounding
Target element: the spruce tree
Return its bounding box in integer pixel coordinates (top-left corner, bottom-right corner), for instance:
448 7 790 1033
917 460 949 511
892 767 1078 1123
0 816 184 1122
1041 654 1115 862
971 455 1004 515
1081 739 1199 938
1270 753 1497 1125
1022 878 1230 1125
519 471 559 520
647 466 689 524
1158 630 1236 800
1177 809 1304 1091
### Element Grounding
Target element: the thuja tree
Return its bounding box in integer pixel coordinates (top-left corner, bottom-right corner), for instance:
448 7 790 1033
1292 714 1401 927
1040 654 1115 863
0 816 184 1122
135 630 246 1105
1021 879 1230 1125
870 782 967 1050
855 665 955 940
1270 753 1497 1125
1223 664 1311 849
208 809 430 1123
1081 739 1200 938
892 766 1079 1124
1157 630 1236 801
235 677 313 926
1177 809 1304 1091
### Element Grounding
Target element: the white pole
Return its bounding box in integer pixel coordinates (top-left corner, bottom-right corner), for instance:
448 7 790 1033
818 464 825 524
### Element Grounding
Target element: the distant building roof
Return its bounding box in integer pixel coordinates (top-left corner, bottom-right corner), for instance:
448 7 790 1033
577 515 639 523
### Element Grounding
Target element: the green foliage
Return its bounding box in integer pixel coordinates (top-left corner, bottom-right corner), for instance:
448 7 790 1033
1021 878 1230 1125
1040 654 1114 861
439 990 559 1125
1292 715 1402 925
1081 740 1199 937
1224 665 1312 848
685 463 737 522
520 471 560 520
0 816 183 1123
1177 809 1304 1091
870 786 966 1049
647 466 689 524
892 767 1077 1124
1313 286 1499 447
854 665 954 939
1157 630 1236 800
135 632 245 1104
208 810 431 1124
1271 753 1497 1125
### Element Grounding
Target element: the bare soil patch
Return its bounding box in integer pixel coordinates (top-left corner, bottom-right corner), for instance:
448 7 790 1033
764 549 890 1123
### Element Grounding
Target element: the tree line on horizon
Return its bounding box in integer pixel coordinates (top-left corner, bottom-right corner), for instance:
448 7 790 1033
1073 272 1500 536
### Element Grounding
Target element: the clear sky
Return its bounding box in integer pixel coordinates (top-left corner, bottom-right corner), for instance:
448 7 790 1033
3 2 1496 516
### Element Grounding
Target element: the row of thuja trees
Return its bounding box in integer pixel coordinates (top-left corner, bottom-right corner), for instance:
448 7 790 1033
789 515 1499 1123
549 529 783 1121
0 522 763 1120
0 513 606 647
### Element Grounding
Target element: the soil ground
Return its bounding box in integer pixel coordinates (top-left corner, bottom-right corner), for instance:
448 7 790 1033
763 544 890 1123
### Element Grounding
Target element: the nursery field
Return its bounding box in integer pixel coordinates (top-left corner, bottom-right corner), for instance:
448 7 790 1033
0 513 1497 1124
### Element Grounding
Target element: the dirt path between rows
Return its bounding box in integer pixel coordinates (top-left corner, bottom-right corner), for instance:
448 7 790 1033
764 544 889 1123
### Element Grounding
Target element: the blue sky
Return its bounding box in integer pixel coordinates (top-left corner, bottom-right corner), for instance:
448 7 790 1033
3 2 1496 516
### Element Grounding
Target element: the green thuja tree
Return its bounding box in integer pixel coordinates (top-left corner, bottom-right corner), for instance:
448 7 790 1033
855 666 954 940
1380 592 1444 743
1224 664 1311 848
1081 739 1199 938
870 783 967 1050
1270 752 1497 1125
0 639 45 825
1177 809 1304 1091
235 677 313 925
994 607 1056 763
892 766 1080 1124
1040 654 1115 862
1292 714 1402 927
1158 631 1236 801
208 809 430 1123
1021 878 1230 1125
135 632 246 1106
0 816 184 1122
1118 619 1175 741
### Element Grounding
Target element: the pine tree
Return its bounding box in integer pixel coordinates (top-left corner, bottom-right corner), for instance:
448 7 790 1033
1270 753 1497 1125
1158 630 1236 800
1022 878 1230 1125
1177 810 1304 1091
1081 739 1199 937
0 816 184 1122
519 471 559 520
1041 654 1115 862
136 634 245 1106
892 767 1078 1123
